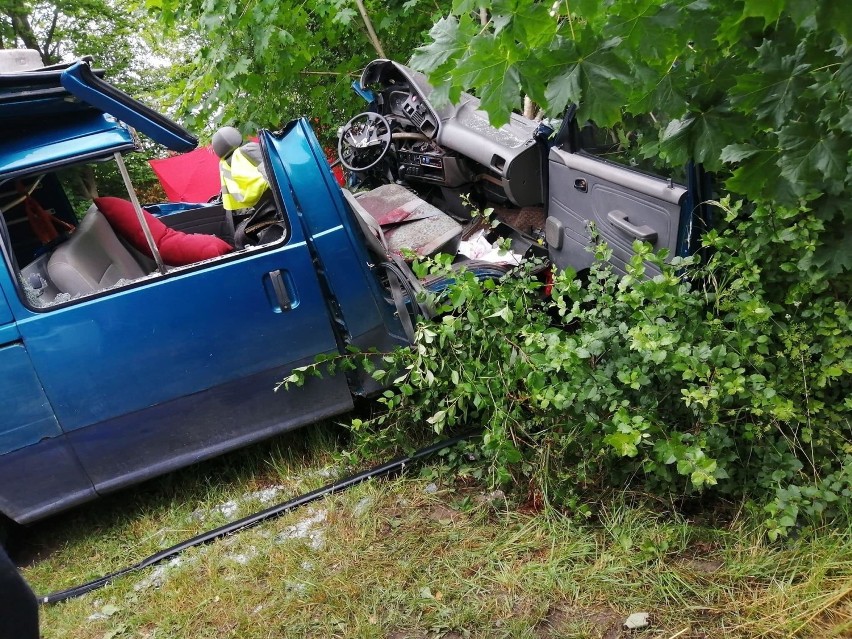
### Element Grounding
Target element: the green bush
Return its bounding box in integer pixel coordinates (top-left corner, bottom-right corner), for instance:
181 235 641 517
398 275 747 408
290 194 849 539
280 0 851 539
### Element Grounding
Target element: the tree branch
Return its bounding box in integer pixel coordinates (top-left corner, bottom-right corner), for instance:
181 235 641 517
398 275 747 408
43 7 60 63
353 0 386 58
7 10 44 60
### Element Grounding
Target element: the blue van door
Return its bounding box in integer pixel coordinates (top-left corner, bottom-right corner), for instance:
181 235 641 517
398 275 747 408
10 177 352 498
0 277 97 523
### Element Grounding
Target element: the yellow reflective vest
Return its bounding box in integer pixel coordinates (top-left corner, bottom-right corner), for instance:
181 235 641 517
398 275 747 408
219 147 269 211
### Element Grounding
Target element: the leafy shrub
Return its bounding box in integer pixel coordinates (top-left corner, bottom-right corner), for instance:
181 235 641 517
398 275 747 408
286 195 850 539
375 0 852 538
279 0 851 540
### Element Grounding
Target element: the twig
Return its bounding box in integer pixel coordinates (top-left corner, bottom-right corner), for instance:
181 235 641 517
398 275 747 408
299 71 359 77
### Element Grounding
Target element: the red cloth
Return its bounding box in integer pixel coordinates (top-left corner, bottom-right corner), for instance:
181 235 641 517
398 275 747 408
149 146 222 203
95 197 233 266
16 182 75 244
324 147 345 186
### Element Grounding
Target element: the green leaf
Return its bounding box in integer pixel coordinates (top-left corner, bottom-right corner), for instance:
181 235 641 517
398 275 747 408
543 35 630 125
604 431 641 457
822 2 852 41
453 31 523 126
813 229 852 274
608 1 681 61
411 16 467 73
512 3 558 49
777 123 850 195
720 143 760 163
658 107 738 170
724 148 797 204
629 67 688 117
332 7 356 24
741 0 784 27
731 40 810 128
786 0 817 29
544 64 580 115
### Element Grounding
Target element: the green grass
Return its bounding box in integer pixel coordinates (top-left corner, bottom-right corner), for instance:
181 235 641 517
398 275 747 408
14 422 852 638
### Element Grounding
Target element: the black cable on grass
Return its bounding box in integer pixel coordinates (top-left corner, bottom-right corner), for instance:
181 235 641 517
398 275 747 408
40 430 477 605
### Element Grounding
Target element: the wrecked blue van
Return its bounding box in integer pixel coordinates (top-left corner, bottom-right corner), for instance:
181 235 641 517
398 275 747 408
0 56 413 524
0 53 706 525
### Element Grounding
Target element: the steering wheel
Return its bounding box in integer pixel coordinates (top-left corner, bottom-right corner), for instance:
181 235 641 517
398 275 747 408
337 112 392 172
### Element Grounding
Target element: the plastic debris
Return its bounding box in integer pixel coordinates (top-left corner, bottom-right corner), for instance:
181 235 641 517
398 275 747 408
353 496 373 517
624 612 650 630
457 229 523 264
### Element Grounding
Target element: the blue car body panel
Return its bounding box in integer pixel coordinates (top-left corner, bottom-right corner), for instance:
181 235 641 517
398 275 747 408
12 237 340 432
0 270 97 522
0 279 62 455
264 121 408 348
0 343 62 453
0 281 13 325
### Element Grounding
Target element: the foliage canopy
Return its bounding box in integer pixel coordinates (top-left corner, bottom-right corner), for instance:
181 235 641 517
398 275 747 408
148 0 449 139
412 0 852 276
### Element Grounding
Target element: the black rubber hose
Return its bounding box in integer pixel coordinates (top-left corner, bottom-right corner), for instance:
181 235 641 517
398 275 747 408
39 430 477 605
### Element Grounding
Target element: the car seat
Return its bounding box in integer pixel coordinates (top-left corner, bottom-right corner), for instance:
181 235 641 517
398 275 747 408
47 208 147 296
352 184 462 258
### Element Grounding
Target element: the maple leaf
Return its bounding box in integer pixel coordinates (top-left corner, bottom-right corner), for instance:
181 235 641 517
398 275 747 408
720 143 761 164
838 109 852 134
821 2 852 41
778 123 850 195
607 1 681 61
410 16 467 72
331 7 356 25
741 0 785 27
732 40 810 128
786 0 818 29
659 106 747 171
453 30 523 127
629 65 688 117
813 229 852 275
512 2 558 48
724 148 798 205
836 57 852 94
543 35 630 126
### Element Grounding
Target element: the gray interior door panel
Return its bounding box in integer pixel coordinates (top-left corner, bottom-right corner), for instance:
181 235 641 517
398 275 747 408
546 148 686 275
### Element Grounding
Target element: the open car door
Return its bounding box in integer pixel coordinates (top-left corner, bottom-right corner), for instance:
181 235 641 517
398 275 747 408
546 145 687 275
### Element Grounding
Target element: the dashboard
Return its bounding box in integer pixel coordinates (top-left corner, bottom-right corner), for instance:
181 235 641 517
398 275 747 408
358 60 544 206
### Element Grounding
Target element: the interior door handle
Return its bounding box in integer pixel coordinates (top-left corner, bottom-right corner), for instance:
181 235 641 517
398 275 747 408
607 211 658 243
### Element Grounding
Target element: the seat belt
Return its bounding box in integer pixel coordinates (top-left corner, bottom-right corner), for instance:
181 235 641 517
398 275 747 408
384 261 417 343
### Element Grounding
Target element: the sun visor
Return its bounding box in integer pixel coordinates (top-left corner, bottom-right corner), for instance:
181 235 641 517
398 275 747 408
60 62 198 153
